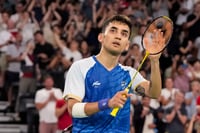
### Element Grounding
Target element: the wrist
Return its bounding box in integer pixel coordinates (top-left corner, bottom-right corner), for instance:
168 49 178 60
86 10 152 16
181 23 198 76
98 98 110 111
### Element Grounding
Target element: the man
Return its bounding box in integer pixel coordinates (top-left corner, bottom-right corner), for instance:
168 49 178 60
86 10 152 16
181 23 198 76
35 75 62 133
185 80 200 120
33 30 55 81
63 15 162 132
5 32 25 107
133 96 157 133
158 77 179 132
165 91 188 133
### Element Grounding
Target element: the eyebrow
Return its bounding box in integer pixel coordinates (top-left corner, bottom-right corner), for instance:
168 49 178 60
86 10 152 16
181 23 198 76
110 26 129 34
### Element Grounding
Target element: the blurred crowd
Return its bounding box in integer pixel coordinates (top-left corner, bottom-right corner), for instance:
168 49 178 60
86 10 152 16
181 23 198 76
0 0 200 133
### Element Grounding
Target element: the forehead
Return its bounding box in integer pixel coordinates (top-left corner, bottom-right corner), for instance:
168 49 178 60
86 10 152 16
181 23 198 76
106 21 130 32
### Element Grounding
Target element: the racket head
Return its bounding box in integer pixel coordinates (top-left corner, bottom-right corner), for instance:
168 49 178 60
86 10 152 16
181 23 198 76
141 16 173 55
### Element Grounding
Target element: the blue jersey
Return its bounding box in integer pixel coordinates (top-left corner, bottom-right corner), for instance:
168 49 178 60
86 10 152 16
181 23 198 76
63 56 146 133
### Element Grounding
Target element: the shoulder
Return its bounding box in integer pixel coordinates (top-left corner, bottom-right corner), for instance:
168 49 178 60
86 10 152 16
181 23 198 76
70 57 96 69
35 88 45 95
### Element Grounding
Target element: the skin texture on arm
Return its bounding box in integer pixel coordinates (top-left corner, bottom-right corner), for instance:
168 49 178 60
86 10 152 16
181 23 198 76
67 90 131 117
35 99 49 110
148 57 162 98
139 53 162 98
165 109 176 123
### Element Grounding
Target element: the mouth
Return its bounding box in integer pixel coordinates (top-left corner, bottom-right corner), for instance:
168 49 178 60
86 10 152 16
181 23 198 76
112 41 120 46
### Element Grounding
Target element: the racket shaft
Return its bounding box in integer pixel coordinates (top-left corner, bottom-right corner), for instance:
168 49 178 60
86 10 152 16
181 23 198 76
110 52 149 117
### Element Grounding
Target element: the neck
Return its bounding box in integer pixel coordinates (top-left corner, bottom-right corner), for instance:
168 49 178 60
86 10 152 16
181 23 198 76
96 51 119 70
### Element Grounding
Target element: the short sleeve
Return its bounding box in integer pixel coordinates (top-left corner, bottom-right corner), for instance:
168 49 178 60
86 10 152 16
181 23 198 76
63 62 85 102
35 90 46 103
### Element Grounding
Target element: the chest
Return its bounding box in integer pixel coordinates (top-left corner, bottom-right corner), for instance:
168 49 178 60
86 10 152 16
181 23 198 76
83 65 131 101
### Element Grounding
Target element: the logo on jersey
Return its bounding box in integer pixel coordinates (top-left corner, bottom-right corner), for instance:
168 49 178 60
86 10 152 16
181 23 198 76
121 81 127 88
92 81 101 88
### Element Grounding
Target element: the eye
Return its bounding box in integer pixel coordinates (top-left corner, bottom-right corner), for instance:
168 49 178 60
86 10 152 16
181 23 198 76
110 28 116 33
121 32 128 38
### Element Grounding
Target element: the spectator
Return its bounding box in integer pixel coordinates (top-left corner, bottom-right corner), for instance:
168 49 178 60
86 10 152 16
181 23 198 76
158 77 179 132
185 58 200 80
47 48 66 91
175 0 194 33
33 30 55 82
65 39 82 63
195 95 200 133
186 114 200 133
131 24 146 52
41 1 62 48
0 30 16 93
160 77 179 110
35 75 62 133
133 95 157 133
185 80 200 120
16 10 39 43
10 1 25 25
55 99 72 133
183 1 200 43
165 91 188 133
27 0 47 24
151 0 169 18
124 43 142 69
15 40 37 121
5 32 25 107
171 54 191 93
0 10 12 31
79 40 92 58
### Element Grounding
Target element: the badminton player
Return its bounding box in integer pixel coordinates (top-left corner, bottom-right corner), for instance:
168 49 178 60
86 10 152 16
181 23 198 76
63 14 163 132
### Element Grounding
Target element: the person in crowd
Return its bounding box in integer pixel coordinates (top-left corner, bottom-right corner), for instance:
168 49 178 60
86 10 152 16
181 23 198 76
55 98 72 133
133 95 157 133
186 114 200 133
33 30 55 82
15 40 37 121
79 40 92 58
157 77 179 132
165 90 188 133
35 75 62 133
41 1 62 48
185 80 200 120
5 32 25 108
171 54 191 93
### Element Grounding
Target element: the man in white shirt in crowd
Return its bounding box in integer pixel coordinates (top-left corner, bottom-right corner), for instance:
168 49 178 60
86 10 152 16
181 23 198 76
35 75 62 133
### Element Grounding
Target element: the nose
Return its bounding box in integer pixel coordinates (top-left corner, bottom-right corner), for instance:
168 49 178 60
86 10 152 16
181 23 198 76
115 36 121 40
114 32 122 40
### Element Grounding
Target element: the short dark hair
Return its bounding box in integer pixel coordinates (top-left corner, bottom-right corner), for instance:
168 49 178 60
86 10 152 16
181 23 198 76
34 30 43 36
101 14 133 40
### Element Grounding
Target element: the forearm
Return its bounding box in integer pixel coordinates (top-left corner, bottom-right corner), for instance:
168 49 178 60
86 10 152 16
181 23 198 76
177 111 187 124
149 60 161 98
68 99 99 117
7 56 20 62
68 98 111 117
35 100 49 110
166 110 176 123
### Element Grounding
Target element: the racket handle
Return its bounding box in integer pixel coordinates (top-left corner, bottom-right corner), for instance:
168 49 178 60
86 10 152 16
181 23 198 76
110 88 129 117
110 107 119 117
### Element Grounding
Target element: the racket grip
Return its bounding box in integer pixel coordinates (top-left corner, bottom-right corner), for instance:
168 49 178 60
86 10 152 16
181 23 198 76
110 107 119 117
110 88 129 117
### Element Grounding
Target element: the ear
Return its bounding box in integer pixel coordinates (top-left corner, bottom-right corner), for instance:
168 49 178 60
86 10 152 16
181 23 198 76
124 40 130 51
98 33 104 43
